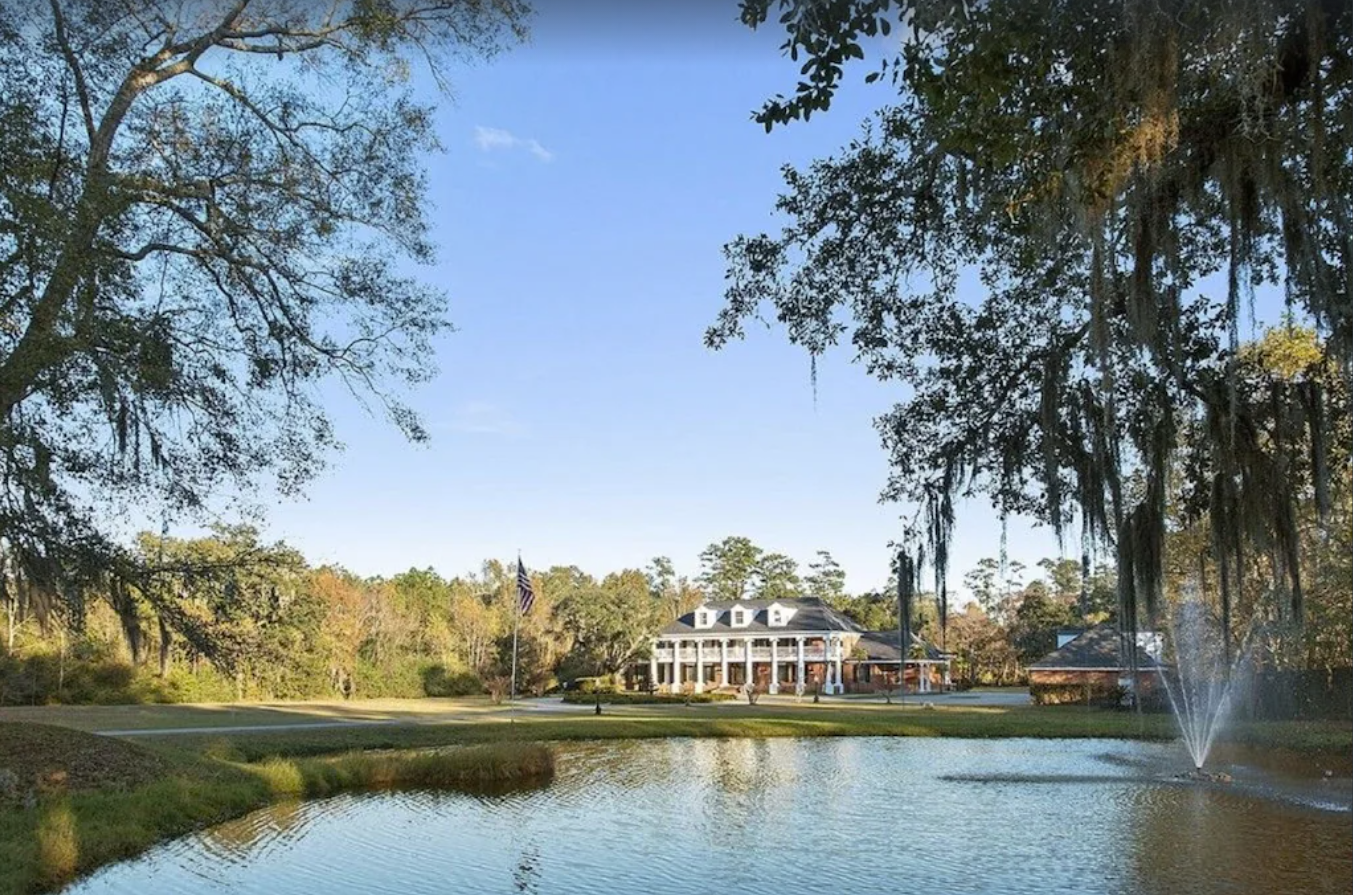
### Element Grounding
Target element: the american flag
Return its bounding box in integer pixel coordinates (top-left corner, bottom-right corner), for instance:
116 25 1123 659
516 557 535 615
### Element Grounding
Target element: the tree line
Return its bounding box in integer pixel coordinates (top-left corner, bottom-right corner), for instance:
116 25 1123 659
0 530 1106 703
9 516 1344 705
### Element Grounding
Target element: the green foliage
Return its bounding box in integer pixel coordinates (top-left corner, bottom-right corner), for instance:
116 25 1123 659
804 551 847 602
645 556 704 621
569 676 608 694
420 664 484 698
698 536 763 601
1038 558 1083 605
1031 682 1122 708
752 552 802 600
963 559 1002 618
561 690 735 705
554 569 661 680
696 537 810 602
829 591 896 631
1010 583 1079 665
720 0 1352 672
0 1 530 615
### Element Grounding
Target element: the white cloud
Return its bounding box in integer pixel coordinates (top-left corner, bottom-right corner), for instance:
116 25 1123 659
473 125 553 163
445 401 526 437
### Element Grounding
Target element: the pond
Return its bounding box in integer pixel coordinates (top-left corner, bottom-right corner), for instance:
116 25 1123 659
65 738 1351 895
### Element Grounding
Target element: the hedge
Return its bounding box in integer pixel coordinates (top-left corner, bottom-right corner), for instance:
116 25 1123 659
560 691 735 705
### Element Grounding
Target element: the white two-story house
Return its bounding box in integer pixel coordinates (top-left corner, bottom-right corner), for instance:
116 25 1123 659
644 597 950 695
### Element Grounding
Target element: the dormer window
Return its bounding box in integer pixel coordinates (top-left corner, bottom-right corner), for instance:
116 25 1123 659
694 605 716 629
771 610 783 625
732 609 745 625
766 602 796 627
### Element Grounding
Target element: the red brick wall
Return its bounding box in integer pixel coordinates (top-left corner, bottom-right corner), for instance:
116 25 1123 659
1028 668 1159 706
842 664 944 693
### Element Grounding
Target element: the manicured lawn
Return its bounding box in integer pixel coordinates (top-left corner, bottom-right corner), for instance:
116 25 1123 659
0 696 509 732
139 702 1350 764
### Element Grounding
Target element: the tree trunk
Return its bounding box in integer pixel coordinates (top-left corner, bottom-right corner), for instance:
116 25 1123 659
158 615 172 677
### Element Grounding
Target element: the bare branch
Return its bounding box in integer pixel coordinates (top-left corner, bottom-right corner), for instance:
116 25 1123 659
47 0 97 143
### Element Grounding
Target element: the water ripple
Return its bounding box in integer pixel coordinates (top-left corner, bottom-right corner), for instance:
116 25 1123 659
61 738 1352 895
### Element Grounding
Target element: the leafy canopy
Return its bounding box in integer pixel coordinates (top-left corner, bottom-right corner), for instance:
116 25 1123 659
715 0 1351 651
0 1 529 601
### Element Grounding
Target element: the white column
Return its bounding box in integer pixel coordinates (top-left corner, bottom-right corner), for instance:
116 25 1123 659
796 636 805 694
720 638 730 688
821 636 832 693
695 640 705 693
649 649 658 692
744 637 753 689
769 638 780 694
672 640 681 692
833 636 844 695
943 663 952 690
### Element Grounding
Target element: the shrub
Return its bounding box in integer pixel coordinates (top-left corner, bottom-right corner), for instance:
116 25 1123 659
560 690 734 705
1031 683 1108 706
572 676 617 694
421 665 484 697
1029 680 1167 710
485 676 511 704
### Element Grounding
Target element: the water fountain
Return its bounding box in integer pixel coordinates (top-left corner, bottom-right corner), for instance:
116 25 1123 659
1155 583 1252 776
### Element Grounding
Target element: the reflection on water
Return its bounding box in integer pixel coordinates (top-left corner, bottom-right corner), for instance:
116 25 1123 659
64 738 1351 895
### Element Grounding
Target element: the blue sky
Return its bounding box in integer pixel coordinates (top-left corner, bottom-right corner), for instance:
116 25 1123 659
245 4 1270 597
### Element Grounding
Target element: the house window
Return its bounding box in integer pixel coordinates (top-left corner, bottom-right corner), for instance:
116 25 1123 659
697 612 709 627
732 610 745 625
771 611 782 625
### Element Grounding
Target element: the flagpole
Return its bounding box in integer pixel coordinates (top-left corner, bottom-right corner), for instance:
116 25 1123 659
510 550 521 717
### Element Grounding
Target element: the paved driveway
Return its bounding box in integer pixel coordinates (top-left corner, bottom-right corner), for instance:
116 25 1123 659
902 688 1031 707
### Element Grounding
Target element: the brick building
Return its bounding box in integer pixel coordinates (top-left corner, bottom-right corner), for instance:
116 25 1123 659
641 597 951 696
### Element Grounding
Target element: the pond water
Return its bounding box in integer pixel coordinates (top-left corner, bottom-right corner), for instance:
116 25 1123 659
66 738 1351 895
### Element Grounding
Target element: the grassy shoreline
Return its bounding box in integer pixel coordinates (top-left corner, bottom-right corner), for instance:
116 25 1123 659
159 704 1352 762
0 726 553 895
2 704 1348 894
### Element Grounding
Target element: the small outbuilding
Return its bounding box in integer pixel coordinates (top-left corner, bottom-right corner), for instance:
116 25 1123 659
1028 623 1162 706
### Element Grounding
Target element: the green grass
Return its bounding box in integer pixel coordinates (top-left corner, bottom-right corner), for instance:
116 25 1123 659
0 724 553 895
0 696 506 732
149 703 1350 763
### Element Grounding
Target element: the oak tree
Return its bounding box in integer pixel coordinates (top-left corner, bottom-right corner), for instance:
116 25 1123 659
0 0 528 602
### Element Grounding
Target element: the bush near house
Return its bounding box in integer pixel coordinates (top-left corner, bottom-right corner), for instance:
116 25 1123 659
560 691 735 705
1030 682 1123 707
1030 680 1171 711
567 676 619 694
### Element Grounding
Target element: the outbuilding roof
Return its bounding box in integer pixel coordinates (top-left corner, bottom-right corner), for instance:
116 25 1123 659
1029 624 1161 671
854 630 947 662
658 597 861 637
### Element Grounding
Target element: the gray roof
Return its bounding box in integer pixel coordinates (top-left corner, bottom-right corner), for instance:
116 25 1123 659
855 631 946 662
659 597 862 637
1029 624 1161 670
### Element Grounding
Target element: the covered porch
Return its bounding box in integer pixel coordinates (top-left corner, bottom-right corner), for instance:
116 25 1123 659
647 635 849 695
